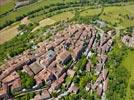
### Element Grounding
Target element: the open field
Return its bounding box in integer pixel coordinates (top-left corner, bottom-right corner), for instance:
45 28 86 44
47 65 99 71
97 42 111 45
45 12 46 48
121 50 134 100
29 6 83 23
32 18 56 32
32 11 74 32
0 0 78 28
0 0 15 15
51 12 74 22
0 24 19 44
0 17 30 44
0 11 74 44
80 4 134 28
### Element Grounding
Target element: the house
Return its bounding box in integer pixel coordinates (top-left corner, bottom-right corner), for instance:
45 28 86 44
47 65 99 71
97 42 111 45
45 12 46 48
95 63 103 75
34 94 42 100
49 73 66 93
34 76 43 87
57 50 72 65
72 45 84 61
102 69 109 81
103 77 108 92
0 85 9 100
96 84 103 96
46 43 54 51
88 34 96 49
101 55 108 64
11 78 22 93
15 0 37 8
23 65 34 77
67 69 75 78
41 89 51 100
68 83 79 94
36 69 55 82
2 71 19 85
40 50 56 68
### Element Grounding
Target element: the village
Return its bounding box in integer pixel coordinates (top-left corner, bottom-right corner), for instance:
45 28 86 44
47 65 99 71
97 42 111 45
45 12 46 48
0 24 116 100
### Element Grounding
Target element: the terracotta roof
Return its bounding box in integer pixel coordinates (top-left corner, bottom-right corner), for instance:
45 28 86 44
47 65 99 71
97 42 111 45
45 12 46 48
41 89 51 99
2 71 19 84
96 84 103 96
57 50 72 64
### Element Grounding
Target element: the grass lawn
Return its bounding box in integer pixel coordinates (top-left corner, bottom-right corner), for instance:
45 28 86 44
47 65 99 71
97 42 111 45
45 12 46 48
121 50 134 100
80 4 134 28
100 5 134 28
0 23 19 44
0 0 15 15
80 8 102 16
51 12 74 22
32 18 56 32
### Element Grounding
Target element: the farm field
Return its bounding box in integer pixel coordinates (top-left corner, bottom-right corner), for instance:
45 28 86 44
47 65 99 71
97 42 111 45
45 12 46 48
50 12 74 22
32 18 56 32
80 4 134 28
0 11 74 43
32 12 74 32
29 6 84 23
0 17 30 44
0 24 19 44
121 50 134 100
0 0 78 28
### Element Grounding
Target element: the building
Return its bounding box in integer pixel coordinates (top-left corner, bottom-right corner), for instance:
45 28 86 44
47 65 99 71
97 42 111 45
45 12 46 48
49 73 66 93
72 45 84 61
57 50 72 65
95 63 103 75
68 83 79 94
39 50 56 68
0 85 9 100
11 78 22 93
2 71 19 85
23 65 34 77
96 84 103 96
67 69 75 78
41 89 51 100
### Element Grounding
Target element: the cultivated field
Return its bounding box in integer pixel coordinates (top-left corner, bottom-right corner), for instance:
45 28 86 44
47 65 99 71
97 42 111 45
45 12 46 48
0 24 19 44
80 4 134 28
32 18 56 32
0 0 78 28
51 12 74 22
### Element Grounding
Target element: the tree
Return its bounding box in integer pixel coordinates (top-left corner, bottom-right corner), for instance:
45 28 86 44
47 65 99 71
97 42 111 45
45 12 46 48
18 71 36 89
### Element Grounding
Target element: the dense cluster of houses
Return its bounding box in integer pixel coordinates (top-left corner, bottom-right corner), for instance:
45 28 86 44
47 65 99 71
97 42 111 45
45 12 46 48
122 33 134 48
15 0 36 8
0 24 115 99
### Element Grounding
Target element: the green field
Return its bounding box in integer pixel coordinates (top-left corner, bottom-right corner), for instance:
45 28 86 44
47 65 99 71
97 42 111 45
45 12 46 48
51 11 74 22
0 0 15 15
0 0 78 28
122 50 134 100
80 4 134 28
